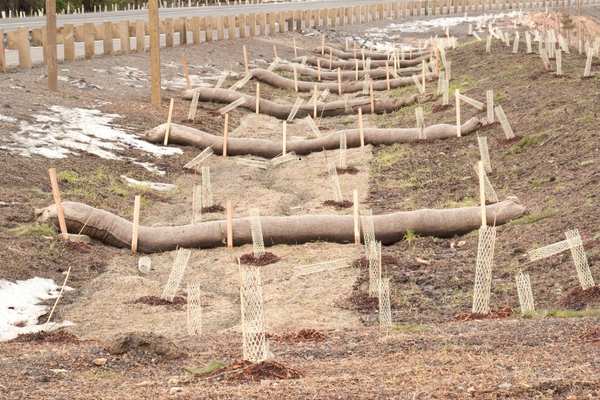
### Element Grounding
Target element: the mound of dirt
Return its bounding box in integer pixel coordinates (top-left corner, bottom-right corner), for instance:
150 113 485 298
267 328 327 343
322 200 353 209
558 286 600 310
454 307 513 321
14 329 79 344
105 332 184 360
205 360 303 382
202 204 225 213
239 252 281 266
132 295 186 308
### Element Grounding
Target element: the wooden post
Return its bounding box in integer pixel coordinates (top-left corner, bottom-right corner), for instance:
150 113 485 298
486 90 494 123
84 22 95 59
0 29 5 73
313 83 318 119
149 0 161 107
422 60 426 91
243 45 249 73
272 44 278 59
337 67 342 95
358 108 365 147
17 28 32 69
385 61 390 90
48 168 68 239
293 66 298 92
369 82 374 113
282 121 287 155
328 47 333 69
317 59 321 81
226 200 233 248
192 16 201 44
164 98 174 145
165 18 174 47
255 83 260 114
119 20 130 54
455 89 461 137
321 34 325 54
353 189 360 245
478 161 486 227
223 113 229 156
46 0 57 89
103 22 113 55
135 20 145 52
293 37 298 57
131 195 141 254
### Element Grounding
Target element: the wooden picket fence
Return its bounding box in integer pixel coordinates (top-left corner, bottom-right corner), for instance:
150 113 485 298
0 0 597 72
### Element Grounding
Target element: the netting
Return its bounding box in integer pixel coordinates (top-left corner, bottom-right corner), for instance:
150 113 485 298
478 136 492 173
472 225 496 314
161 248 192 302
294 259 349 277
512 31 520 53
250 208 265 257
360 209 375 250
378 278 392 333
188 88 200 121
339 133 347 169
192 184 202 224
327 163 343 202
473 163 498 203
368 241 382 298
565 229 595 290
183 147 213 171
528 239 571 261
201 166 213 208
494 105 515 140
287 97 304 121
515 271 535 315
186 283 202 336
239 263 269 363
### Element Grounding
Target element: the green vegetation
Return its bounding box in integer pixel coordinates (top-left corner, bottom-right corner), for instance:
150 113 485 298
523 308 600 319
184 360 225 376
372 144 407 173
58 170 80 185
404 229 419 247
510 208 556 225
509 134 547 154
444 197 477 208
9 223 55 238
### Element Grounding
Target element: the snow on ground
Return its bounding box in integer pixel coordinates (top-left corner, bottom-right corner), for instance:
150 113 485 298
0 277 74 341
120 175 177 191
0 106 181 173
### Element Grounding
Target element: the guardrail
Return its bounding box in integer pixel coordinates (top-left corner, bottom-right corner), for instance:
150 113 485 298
0 0 595 73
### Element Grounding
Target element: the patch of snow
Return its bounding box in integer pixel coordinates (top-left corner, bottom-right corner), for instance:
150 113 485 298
120 175 176 192
0 106 181 166
0 114 17 123
113 66 148 88
0 277 74 342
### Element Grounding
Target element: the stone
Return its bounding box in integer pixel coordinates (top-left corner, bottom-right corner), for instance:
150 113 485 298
92 357 107 366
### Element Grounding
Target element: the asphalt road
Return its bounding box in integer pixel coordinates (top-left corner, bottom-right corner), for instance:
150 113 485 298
0 0 382 31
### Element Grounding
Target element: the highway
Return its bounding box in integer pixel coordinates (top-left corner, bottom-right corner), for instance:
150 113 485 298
0 0 386 31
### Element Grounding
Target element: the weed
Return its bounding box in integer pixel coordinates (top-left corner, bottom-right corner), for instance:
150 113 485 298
372 144 407 173
404 229 419 247
541 308 600 318
58 170 80 184
509 134 547 154
510 209 556 225
9 223 55 237
393 323 430 334
184 360 225 376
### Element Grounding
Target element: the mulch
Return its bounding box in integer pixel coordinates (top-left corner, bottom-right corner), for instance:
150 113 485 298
202 204 225 213
239 252 281 266
13 330 79 344
322 200 353 209
267 328 327 343
454 307 513 321
132 295 187 308
580 326 600 344
203 360 303 382
558 286 600 310
352 255 399 270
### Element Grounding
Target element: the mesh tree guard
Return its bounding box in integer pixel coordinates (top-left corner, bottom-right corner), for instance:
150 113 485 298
201 166 213 208
477 136 492 173
186 282 202 336
293 259 349 277
368 241 382 298
239 262 269 363
250 208 265 258
161 248 192 302
327 163 343 202
360 209 376 251
472 225 496 314
565 229 595 290
339 133 347 169
378 278 392 333
515 271 535 315
527 239 572 261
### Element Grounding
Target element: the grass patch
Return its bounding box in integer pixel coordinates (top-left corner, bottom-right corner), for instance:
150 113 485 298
510 208 556 225
509 134 547 154
184 360 225 376
58 170 80 184
9 223 55 238
393 323 430 334
372 144 408 173
526 308 600 319
444 197 477 208
448 75 475 94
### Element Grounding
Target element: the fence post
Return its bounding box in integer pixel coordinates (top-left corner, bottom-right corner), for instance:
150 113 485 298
17 28 32 69
103 21 113 55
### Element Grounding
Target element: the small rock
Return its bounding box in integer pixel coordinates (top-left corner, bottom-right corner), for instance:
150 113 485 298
169 387 184 396
498 382 512 390
93 358 107 366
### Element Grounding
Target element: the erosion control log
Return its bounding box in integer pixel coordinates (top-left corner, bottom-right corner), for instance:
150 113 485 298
38 199 526 253
315 46 431 61
181 87 419 119
295 55 430 70
249 68 437 93
143 117 485 158
270 62 421 81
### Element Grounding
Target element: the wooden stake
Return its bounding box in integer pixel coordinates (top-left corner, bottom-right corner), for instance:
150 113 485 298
486 90 494 123
313 83 318 119
282 121 287 155
385 61 390 90
46 0 57 91
337 68 342 95
317 59 321 81
421 60 426 91
243 45 249 73
48 168 68 239
45 265 72 324
355 59 359 80
164 98 174 145
293 66 298 92
321 34 325 54
478 161 486 227
223 113 229 156
455 89 461 137
182 55 191 89
273 44 278 59
353 189 360 245
369 82 374 113
358 108 365 147
293 37 298 57
131 195 141 254
226 200 233 248
329 47 333 69
255 83 260 114
0 29 5 73
149 0 161 107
